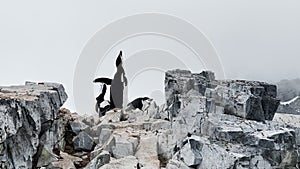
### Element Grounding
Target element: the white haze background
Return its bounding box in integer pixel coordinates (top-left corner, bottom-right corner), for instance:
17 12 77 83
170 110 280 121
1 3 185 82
0 1 299 114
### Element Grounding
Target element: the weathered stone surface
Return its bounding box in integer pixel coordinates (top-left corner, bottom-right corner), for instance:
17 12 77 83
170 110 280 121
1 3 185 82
101 109 122 123
1 71 298 169
176 135 202 167
69 120 89 135
73 131 95 152
165 69 280 121
36 147 58 168
85 150 110 169
166 159 190 169
111 133 138 159
98 128 113 147
100 156 139 169
163 70 297 169
50 152 82 169
274 113 300 145
0 82 67 169
135 135 160 169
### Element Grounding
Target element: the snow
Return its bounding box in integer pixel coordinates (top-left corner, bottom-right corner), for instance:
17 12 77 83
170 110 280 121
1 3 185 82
281 96 299 105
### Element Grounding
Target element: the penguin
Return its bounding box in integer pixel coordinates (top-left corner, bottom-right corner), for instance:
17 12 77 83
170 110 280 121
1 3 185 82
95 84 107 113
110 51 128 109
126 97 151 111
93 51 128 115
93 77 112 85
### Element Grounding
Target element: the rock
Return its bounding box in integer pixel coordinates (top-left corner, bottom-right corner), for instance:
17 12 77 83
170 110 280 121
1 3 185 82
1 70 299 169
111 133 138 159
173 135 243 169
135 135 160 169
36 147 58 168
69 120 89 135
165 70 280 121
42 109 69 152
98 128 113 147
73 131 95 151
86 150 110 169
273 113 300 145
50 152 82 169
249 155 272 169
81 114 102 127
177 135 202 167
164 70 297 169
166 159 190 169
143 99 160 119
0 82 67 169
100 156 139 169
101 109 123 123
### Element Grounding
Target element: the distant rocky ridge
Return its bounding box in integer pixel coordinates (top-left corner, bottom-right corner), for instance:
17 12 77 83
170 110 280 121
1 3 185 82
277 96 300 114
276 79 300 115
277 78 300 102
1 70 300 169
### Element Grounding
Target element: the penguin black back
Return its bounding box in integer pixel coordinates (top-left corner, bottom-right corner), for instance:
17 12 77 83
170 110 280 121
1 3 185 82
128 97 150 110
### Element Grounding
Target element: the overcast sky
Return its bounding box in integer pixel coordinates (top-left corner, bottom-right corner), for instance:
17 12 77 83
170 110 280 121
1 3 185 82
1 1 299 114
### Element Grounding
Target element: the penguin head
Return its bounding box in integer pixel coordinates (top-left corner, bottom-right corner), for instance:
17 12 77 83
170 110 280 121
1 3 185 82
115 51 123 67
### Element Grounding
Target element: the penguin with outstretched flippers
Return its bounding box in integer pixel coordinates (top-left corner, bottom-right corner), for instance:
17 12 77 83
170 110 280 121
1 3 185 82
93 77 112 85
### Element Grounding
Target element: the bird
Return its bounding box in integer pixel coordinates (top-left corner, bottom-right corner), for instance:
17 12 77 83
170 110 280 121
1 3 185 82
126 97 151 111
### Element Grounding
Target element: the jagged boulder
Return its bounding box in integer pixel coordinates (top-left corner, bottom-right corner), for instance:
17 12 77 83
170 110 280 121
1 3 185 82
165 69 280 121
135 134 160 169
163 70 297 169
0 82 67 169
70 120 89 135
73 131 95 152
85 150 110 169
99 156 139 169
111 133 139 159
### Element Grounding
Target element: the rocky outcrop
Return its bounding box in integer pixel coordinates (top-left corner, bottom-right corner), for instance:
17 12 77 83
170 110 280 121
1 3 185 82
79 70 297 169
165 69 280 122
0 82 67 169
1 70 298 169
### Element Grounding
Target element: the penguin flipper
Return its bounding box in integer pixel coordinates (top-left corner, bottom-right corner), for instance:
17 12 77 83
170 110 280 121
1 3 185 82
93 77 112 85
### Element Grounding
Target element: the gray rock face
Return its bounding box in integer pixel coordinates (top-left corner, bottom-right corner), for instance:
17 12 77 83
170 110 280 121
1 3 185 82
175 135 203 167
99 156 138 169
0 82 67 169
163 70 296 169
1 71 298 169
135 135 160 169
86 150 110 169
165 69 280 121
111 133 138 159
70 120 89 135
73 131 95 151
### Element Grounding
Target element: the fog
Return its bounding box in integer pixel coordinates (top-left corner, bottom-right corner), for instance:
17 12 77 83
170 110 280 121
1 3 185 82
1 1 299 114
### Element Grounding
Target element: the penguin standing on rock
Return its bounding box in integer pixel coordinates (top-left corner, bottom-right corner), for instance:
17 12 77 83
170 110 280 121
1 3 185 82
110 51 128 109
93 51 128 116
